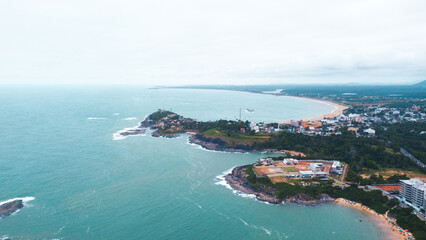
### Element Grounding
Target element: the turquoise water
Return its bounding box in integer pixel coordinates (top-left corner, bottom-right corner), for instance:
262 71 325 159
0 86 386 240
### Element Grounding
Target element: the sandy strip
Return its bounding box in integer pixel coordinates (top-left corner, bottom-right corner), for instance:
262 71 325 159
304 100 348 121
335 198 413 240
273 95 348 123
283 95 349 121
185 131 198 135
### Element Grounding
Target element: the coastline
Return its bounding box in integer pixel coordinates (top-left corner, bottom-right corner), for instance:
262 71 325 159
225 165 335 206
167 87 349 122
334 198 413 240
274 95 349 122
223 166 413 240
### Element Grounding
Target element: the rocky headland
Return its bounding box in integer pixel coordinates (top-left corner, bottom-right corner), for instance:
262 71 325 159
225 165 335 206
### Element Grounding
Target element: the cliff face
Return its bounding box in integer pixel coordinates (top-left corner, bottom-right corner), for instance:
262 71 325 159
0 200 24 219
225 166 281 204
189 134 254 153
225 166 335 206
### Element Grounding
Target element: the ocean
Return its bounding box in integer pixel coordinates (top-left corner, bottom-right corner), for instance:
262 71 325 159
0 86 387 239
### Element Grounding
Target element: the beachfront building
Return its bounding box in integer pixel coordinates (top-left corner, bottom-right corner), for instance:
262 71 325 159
400 179 426 211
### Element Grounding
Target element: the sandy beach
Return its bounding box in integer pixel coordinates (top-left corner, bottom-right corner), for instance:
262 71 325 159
305 99 349 121
271 94 348 123
283 95 349 121
335 198 414 240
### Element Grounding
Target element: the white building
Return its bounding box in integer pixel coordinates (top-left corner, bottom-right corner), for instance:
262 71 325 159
283 158 298 165
364 128 376 135
309 163 323 172
331 161 343 175
400 179 426 211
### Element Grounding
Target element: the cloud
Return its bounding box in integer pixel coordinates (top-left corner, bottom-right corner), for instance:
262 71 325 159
0 0 425 85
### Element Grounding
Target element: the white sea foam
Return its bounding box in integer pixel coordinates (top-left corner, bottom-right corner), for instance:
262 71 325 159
55 226 66 235
186 139 228 154
0 197 35 218
233 191 257 200
112 125 146 141
87 117 107 120
237 217 249 226
123 117 137 120
213 167 235 190
214 168 271 204
113 113 120 116
213 209 230 219
0 196 35 206
261 227 272 235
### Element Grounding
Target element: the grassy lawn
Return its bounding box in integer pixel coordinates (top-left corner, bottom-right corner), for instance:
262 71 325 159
202 129 271 146
282 167 299 172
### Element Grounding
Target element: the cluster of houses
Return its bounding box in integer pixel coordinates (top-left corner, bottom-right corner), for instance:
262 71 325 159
149 111 195 131
248 122 283 134
282 104 425 137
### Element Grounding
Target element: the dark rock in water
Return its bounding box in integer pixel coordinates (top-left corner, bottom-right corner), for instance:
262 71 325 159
0 200 24 219
120 128 145 136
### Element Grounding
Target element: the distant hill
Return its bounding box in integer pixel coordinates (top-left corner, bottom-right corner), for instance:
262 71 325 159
166 81 426 98
413 80 426 87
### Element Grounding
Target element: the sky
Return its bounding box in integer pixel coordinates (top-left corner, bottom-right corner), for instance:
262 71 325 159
0 0 425 86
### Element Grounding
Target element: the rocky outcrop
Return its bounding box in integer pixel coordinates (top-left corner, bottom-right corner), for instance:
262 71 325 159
151 130 182 138
285 193 335 206
0 200 24 219
189 134 254 153
119 128 145 136
225 165 281 204
225 166 334 206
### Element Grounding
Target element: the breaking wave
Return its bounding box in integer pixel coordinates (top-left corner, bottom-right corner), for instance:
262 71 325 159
0 196 35 206
87 117 107 120
112 125 146 140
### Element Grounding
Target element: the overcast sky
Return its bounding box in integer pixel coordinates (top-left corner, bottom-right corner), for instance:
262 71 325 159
1 0 425 85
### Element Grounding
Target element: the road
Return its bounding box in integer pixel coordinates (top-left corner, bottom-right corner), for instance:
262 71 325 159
400 148 426 168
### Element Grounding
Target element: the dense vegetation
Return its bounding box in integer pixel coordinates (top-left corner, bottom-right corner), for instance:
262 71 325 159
376 122 426 163
148 110 424 174
147 110 176 122
254 131 422 172
345 170 409 185
186 119 250 133
389 207 426 240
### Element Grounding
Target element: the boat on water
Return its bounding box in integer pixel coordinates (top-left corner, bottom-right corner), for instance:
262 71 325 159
245 109 255 113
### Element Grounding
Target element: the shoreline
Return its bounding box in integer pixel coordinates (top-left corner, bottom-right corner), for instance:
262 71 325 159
166 87 349 122
225 165 335 206
223 165 413 240
334 198 413 240
274 94 349 122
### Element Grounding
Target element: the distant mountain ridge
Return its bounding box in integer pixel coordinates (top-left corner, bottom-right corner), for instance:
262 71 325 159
413 80 426 87
165 81 426 98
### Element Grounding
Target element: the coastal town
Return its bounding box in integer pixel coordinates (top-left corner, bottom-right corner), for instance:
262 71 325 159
249 104 425 137
118 100 425 240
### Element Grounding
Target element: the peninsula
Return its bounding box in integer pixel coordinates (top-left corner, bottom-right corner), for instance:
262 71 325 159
123 89 425 239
